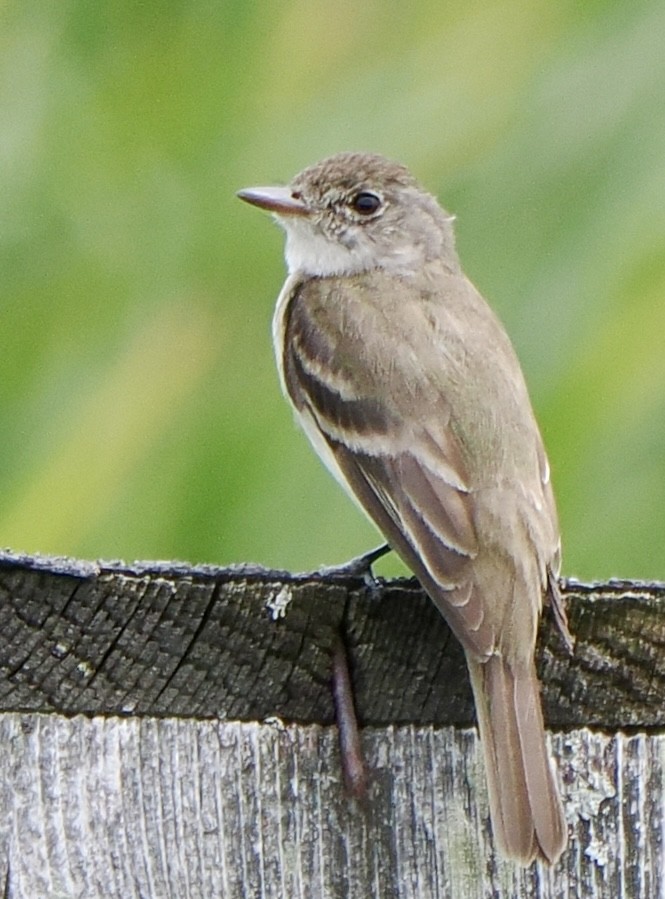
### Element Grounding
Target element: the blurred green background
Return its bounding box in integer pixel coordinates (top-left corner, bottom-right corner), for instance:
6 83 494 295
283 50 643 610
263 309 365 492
1 1 664 581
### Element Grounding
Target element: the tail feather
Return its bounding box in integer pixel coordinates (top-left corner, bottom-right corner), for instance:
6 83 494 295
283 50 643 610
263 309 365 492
468 655 566 865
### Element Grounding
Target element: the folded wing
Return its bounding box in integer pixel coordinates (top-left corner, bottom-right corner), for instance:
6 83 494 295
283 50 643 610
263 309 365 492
282 281 498 657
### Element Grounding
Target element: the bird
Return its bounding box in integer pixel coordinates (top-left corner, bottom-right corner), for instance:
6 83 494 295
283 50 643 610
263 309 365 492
237 151 572 865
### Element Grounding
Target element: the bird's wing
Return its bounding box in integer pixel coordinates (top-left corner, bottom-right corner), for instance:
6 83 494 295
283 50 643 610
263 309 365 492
281 277 500 657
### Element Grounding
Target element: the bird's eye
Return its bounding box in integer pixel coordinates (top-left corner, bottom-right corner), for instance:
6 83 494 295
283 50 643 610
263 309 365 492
350 191 382 216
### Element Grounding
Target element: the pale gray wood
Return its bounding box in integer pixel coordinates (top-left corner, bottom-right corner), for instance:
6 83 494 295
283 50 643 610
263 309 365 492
0 715 662 898
1 551 665 896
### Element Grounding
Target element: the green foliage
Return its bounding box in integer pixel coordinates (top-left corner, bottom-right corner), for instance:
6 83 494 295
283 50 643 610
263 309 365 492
1 1 664 579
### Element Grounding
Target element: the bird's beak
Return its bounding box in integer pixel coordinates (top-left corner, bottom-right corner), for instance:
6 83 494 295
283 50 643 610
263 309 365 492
236 186 310 217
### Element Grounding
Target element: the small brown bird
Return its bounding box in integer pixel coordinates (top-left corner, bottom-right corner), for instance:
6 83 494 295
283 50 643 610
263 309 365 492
238 152 572 865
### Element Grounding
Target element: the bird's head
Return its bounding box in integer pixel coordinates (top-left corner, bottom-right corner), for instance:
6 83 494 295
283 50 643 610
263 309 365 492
238 152 459 278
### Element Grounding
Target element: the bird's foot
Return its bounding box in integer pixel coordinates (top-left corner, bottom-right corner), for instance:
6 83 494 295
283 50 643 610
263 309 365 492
548 569 575 654
317 543 391 601
321 547 392 797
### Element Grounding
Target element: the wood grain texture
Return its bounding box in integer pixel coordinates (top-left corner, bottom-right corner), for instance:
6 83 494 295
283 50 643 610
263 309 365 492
1 550 664 896
1 551 664 727
0 716 662 898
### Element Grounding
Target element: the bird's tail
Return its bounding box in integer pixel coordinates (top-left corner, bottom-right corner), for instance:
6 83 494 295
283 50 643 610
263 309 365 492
467 654 567 865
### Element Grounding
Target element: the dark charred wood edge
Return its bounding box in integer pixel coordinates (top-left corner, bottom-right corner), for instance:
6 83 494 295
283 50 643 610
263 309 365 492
0 548 663 730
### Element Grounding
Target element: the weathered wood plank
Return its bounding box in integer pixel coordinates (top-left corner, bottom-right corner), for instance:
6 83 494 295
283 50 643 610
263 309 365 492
0 715 662 898
1 551 664 727
1 551 664 896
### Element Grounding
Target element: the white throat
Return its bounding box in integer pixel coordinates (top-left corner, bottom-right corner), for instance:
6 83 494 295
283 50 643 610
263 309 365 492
282 220 376 277
280 216 426 278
